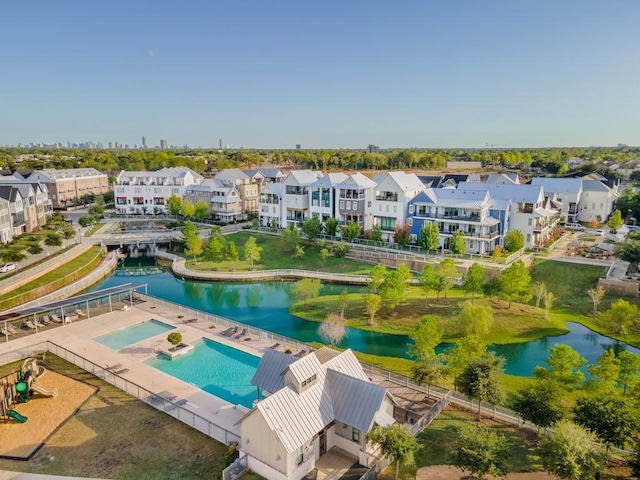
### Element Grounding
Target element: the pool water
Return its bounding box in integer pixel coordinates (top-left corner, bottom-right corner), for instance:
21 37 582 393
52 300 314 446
94 319 175 350
146 338 260 408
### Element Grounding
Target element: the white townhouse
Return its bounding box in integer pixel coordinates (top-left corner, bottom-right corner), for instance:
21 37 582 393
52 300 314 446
114 167 204 215
214 169 262 215
239 347 396 480
281 170 324 228
408 188 502 255
184 179 243 223
335 172 377 232
258 183 283 228
458 182 560 249
245 168 287 185
27 168 109 210
0 197 12 244
0 186 26 237
530 177 583 224
578 177 619 223
308 173 348 223
486 173 520 185
0 177 53 230
371 171 425 242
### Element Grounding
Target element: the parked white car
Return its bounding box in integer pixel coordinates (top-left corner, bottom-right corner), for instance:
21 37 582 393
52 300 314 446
0 263 17 273
596 229 605 236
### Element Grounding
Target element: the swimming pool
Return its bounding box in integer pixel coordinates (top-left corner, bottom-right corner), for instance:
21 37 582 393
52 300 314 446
145 338 260 408
94 319 175 350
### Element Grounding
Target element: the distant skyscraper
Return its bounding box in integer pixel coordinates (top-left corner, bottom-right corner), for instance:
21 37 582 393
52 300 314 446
367 144 380 154
160 139 168 149
219 138 223 149
142 136 147 148
295 144 302 150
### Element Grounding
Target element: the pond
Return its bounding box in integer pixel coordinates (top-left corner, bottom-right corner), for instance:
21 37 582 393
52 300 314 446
96 263 640 377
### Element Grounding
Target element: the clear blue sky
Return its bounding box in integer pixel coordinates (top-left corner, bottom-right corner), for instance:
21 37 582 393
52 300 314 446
2 0 639 149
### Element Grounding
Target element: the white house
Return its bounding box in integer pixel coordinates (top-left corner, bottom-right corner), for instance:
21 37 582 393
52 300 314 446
0 197 12 244
258 183 283 228
578 178 619 223
239 347 396 480
281 170 324 228
114 167 204 215
185 179 243 222
308 173 348 223
0 186 26 237
214 169 262 214
336 172 377 232
530 177 583 223
372 171 425 242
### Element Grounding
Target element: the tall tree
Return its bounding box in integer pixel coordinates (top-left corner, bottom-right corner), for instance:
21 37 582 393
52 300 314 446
435 258 457 300
203 235 225 262
462 263 485 302
497 260 531 308
411 356 444 400
318 313 346 346
458 352 506 420
418 222 440 253
408 315 443 359
324 217 339 237
367 425 419 480
364 293 382 326
587 286 605 315
225 241 240 269
417 264 437 305
302 216 323 243
292 278 322 306
451 424 509 479
607 209 623 229
539 420 607 480
444 336 487 390
509 381 564 430
367 264 387 294
393 222 411 246
281 224 301 253
600 298 639 334
184 234 203 262
532 281 547 309
458 301 494 338
342 220 361 241
450 230 466 255
614 237 640 264
534 344 587 390
181 199 195 218
504 229 525 252
543 291 555 320
193 199 210 222
617 350 640 396
573 394 639 449
243 236 263 269
166 194 183 217
380 264 412 311
370 224 383 242
587 348 620 392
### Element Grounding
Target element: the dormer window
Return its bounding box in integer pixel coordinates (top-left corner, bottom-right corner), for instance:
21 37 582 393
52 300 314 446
301 374 317 387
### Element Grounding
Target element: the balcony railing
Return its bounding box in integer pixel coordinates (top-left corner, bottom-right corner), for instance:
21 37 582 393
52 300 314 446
414 212 482 221
441 230 499 239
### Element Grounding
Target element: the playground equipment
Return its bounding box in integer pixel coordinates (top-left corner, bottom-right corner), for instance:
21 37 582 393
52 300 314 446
0 357 58 423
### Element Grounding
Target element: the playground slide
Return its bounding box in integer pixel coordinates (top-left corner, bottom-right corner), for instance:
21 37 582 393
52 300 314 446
7 409 27 423
31 383 58 397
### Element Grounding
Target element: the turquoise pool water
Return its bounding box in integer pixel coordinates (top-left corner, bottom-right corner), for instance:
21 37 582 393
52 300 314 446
94 319 175 350
146 338 260 408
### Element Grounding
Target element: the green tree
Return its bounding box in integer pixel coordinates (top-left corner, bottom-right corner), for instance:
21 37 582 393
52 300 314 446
324 217 339 237
408 315 442 359
88 204 104 217
368 264 388 294
434 258 457 300
458 301 494 338
0 247 26 263
418 222 440 253
380 264 412 311
318 313 346 346
607 209 623 229
599 298 639 334
364 293 382 326
586 286 605 315
497 260 531 308
370 224 383 242
543 291 555 320
44 233 62 247
367 425 419 480
509 381 564 429
292 278 322 306
181 220 199 240
534 344 587 389
166 194 183 217
167 332 183 347
450 230 466 255
412 356 444 400
225 241 240 269
243 236 263 269
458 352 506 420
342 220 361 241
587 348 620 392
617 350 640 396
462 263 484 302
393 222 411 246
539 420 607 480
504 229 525 252
302 216 323 243
491 245 502 263
573 394 639 449
332 241 349 258
193 199 210 222
532 281 547 309
417 264 437 305
451 424 509 479
181 199 195 218
445 336 488 390
184 233 203 262
281 224 301 253
318 247 329 267
60 224 76 246
78 215 94 228
26 242 43 255
614 237 640 263
203 236 225 262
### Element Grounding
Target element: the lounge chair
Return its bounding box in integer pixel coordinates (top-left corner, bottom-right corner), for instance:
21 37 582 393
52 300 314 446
50 313 62 323
105 364 122 372
1 327 13 336
235 328 248 339
182 318 197 324
75 309 86 317
113 368 129 375
23 320 37 330
295 349 308 358
225 326 239 337
270 342 281 350
158 390 177 401
38 316 50 326
6 323 17 334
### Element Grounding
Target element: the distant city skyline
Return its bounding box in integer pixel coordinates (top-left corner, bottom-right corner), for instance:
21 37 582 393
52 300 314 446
2 1 640 148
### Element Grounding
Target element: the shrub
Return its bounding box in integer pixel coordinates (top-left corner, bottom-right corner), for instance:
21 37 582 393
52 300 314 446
167 332 183 346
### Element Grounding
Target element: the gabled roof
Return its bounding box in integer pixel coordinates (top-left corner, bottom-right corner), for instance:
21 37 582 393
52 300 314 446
442 173 481 186
374 171 425 192
260 183 283 197
310 172 348 188
416 175 443 188
339 172 376 189
284 170 324 186
245 168 286 179
0 185 22 203
458 182 544 204
215 168 250 182
486 173 519 185
582 180 611 192
582 173 608 181
251 349 297 394
530 177 582 194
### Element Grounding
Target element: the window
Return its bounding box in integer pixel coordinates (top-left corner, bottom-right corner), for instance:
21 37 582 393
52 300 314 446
409 205 414 213
352 428 360 442
528 218 532 226
340 201 344 209
526 234 531 243
408 218 413 226
301 374 317 387
346 201 351 210
296 446 304 465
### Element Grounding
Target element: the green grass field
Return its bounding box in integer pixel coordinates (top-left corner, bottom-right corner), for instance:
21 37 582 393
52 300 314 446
185 231 374 275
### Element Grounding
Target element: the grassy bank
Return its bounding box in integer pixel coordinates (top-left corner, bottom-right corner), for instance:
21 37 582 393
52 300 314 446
184 231 374 275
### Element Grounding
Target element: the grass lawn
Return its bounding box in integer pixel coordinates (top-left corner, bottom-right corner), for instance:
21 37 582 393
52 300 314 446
291 287 569 345
184 231 374 275
85 222 105 236
0 355 232 480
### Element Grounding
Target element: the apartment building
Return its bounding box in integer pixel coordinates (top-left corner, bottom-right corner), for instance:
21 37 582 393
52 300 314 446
371 171 425 242
0 197 13 244
578 178 619 223
27 168 109 209
0 186 26 237
214 169 261 215
114 167 204 215
281 170 324 228
185 179 243 223
308 173 348 222
258 183 283 228
530 177 582 224
335 172 376 232
408 188 502 254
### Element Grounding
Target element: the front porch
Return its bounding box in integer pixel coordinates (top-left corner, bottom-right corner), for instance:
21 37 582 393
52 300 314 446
307 447 367 480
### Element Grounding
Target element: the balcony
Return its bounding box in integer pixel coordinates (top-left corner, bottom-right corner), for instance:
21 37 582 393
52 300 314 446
442 229 499 240
375 192 398 202
414 212 481 221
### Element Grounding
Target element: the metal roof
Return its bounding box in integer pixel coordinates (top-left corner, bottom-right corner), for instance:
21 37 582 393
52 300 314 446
0 283 146 321
286 353 322 384
313 346 341 364
251 349 296 393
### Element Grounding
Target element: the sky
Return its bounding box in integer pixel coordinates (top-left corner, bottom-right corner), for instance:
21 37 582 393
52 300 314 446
1 1 640 149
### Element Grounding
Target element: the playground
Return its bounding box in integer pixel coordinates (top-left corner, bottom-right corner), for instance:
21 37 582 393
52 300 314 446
0 357 97 459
